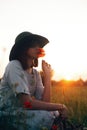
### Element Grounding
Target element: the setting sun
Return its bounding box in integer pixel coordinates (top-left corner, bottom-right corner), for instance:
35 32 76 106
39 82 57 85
63 75 72 81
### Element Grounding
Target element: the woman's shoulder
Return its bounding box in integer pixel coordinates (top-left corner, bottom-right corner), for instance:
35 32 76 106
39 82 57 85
7 60 21 65
6 60 23 70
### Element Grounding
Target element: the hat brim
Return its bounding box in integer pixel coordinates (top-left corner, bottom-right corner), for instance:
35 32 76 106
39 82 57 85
27 34 49 48
9 32 49 61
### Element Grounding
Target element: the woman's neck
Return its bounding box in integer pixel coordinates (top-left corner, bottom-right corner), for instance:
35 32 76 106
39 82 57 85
26 68 33 74
26 58 34 74
27 58 34 67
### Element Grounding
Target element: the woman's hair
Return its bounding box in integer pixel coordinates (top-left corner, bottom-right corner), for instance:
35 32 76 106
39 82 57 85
17 48 38 70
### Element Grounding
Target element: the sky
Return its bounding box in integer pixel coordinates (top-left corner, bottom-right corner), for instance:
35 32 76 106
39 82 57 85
0 0 87 80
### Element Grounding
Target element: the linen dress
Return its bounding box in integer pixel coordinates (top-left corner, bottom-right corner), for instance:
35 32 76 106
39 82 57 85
0 60 59 130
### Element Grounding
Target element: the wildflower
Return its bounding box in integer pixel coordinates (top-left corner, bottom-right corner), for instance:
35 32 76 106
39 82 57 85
38 48 45 58
23 101 32 109
52 124 58 130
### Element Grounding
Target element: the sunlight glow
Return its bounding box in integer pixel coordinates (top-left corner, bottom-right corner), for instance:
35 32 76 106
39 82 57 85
63 75 73 81
0 0 87 81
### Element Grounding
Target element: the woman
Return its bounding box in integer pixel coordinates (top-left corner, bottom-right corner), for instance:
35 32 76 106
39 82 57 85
0 31 68 130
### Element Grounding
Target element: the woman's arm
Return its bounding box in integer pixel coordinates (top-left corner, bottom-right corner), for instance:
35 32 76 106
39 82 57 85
42 75 51 102
17 93 66 111
41 60 52 102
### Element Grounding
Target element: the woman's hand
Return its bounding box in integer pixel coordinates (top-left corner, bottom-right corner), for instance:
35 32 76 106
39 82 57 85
58 104 68 119
42 60 53 78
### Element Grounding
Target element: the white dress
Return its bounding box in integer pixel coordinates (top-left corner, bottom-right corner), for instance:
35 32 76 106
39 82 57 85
0 60 59 130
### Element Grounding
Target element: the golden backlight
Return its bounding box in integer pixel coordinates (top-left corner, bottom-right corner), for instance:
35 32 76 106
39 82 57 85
0 0 87 81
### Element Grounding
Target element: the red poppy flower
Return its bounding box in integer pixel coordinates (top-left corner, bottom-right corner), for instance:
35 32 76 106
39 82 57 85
23 101 32 109
37 48 45 58
52 124 58 130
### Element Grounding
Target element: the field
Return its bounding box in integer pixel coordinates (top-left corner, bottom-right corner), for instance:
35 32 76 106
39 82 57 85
51 82 87 127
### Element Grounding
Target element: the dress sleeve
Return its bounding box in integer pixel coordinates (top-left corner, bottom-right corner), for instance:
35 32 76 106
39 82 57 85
6 60 30 96
34 70 44 100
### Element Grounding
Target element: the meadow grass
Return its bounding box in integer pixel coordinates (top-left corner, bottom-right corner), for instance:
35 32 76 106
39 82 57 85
51 84 87 127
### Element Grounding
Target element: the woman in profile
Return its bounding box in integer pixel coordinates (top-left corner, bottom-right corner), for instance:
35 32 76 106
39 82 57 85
0 31 67 130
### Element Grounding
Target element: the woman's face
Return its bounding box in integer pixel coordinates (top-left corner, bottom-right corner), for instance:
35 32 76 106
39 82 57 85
27 46 40 59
